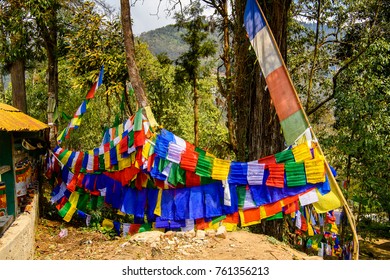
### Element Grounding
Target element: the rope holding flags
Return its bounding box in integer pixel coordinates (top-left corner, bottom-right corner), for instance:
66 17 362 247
57 65 105 144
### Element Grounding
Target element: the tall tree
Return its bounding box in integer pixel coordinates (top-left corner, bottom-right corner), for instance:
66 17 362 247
0 0 30 112
231 0 289 162
27 0 61 147
204 0 237 154
175 0 216 146
331 0 390 222
120 0 149 108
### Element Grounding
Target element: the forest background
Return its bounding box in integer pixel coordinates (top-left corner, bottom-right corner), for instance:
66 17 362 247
0 0 389 241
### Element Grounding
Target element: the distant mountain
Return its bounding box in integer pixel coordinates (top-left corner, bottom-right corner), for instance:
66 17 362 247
137 21 325 63
138 24 221 62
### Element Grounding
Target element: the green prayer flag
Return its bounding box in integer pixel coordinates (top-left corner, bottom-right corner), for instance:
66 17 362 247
113 115 120 127
177 167 186 185
280 110 309 146
237 186 247 208
285 162 306 187
89 195 98 210
128 130 134 147
76 192 89 212
58 149 69 161
99 154 105 171
168 163 180 186
158 158 170 173
61 111 72 121
58 201 72 218
139 223 152 233
134 108 143 131
266 212 283 221
195 153 214 177
275 149 295 163
120 91 125 112
212 215 226 225
96 196 105 208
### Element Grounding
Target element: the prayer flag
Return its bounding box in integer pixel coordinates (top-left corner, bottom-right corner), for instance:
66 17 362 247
244 0 308 145
86 65 104 99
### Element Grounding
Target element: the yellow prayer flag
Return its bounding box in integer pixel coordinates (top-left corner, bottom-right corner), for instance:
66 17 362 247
57 128 66 142
211 158 231 181
312 176 343 213
60 151 72 166
63 205 77 222
118 123 124 136
292 142 313 162
305 158 326 184
104 151 110 170
62 191 80 222
68 191 80 206
154 189 163 216
118 157 131 170
142 141 151 159
144 106 159 128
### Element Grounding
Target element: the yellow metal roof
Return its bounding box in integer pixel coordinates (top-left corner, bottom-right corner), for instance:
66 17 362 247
0 103 49 132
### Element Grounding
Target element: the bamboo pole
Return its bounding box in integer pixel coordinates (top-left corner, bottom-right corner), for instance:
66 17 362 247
253 0 359 259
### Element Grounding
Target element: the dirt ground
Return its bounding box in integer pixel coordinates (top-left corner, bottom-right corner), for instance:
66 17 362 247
34 218 318 260
34 218 390 260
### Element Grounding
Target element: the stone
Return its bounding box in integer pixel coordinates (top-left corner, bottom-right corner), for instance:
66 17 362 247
184 229 196 238
216 225 227 239
205 229 216 237
164 230 175 240
195 230 206 240
130 231 164 243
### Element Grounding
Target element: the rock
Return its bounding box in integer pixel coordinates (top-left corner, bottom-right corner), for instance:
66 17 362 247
178 249 190 256
195 230 206 240
164 231 175 240
176 231 186 237
205 229 216 237
216 226 227 239
130 231 164 243
184 229 196 238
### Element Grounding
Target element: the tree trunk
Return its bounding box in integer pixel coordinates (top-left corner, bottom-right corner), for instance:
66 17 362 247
0 70 4 103
248 0 291 159
233 0 251 161
47 49 58 149
193 77 199 146
232 0 291 239
222 0 237 154
10 59 27 113
120 0 149 108
45 16 58 149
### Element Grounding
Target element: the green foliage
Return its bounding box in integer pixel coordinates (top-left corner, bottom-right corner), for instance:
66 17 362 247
0 1 38 70
64 1 127 96
332 37 390 218
174 1 217 82
289 0 390 221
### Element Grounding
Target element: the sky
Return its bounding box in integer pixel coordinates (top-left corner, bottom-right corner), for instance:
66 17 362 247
105 0 191 35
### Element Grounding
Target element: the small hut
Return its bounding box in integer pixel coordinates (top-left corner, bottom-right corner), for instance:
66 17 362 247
0 103 49 235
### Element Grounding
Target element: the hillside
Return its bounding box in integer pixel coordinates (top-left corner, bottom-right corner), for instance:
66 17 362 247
138 24 221 62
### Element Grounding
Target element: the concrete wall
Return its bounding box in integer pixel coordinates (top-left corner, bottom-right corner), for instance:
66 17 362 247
0 193 38 260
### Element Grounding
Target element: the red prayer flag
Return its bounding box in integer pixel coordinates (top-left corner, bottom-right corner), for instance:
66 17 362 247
85 82 97 99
